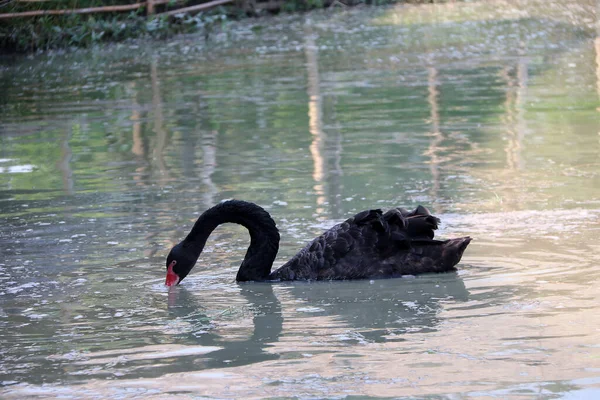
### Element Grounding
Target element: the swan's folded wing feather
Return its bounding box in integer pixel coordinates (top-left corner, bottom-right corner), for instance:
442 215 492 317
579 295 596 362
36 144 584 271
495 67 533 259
405 215 439 239
270 205 460 281
353 209 382 225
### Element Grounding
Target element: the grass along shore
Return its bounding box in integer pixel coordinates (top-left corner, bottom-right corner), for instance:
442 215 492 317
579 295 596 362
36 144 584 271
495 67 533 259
0 0 442 53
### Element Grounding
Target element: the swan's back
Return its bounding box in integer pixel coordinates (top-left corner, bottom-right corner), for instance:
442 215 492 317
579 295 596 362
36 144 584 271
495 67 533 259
269 206 470 281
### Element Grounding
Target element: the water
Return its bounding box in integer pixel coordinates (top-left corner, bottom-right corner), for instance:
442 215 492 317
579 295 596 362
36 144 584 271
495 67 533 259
1 0 600 397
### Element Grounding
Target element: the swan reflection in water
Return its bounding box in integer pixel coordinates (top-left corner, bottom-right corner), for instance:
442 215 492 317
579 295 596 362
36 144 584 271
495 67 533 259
4 273 470 385
164 283 283 371
281 273 470 343
161 273 470 372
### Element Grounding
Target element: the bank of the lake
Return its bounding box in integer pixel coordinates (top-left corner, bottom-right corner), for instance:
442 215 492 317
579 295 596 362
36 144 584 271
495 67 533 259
0 0 439 53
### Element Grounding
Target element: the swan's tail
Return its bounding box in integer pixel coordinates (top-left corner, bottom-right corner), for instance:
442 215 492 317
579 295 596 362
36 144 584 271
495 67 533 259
441 236 471 269
408 236 471 273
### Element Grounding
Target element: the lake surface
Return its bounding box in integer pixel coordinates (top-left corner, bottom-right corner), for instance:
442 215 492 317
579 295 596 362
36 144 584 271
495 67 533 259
1 0 600 398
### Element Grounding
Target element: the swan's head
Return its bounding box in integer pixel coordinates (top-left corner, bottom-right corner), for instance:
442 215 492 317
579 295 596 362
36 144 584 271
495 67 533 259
165 242 196 286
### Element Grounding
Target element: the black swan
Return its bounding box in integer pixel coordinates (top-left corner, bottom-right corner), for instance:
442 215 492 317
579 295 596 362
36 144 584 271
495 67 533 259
165 200 471 285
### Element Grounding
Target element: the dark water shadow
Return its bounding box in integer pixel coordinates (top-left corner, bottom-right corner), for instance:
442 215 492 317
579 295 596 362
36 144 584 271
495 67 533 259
280 272 470 343
165 282 282 370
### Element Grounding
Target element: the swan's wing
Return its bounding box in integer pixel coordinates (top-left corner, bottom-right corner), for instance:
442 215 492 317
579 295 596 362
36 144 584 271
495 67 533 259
269 206 454 281
270 209 384 280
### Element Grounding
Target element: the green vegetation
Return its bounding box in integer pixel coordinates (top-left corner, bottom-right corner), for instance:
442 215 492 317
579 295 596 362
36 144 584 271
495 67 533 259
0 0 228 53
0 0 446 53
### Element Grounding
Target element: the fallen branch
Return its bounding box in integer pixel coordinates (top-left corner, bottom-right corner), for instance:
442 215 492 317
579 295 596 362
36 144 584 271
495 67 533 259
0 2 145 19
158 0 233 16
329 0 347 8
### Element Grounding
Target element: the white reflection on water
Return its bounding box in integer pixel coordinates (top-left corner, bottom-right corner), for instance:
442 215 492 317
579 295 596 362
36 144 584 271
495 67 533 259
0 164 36 174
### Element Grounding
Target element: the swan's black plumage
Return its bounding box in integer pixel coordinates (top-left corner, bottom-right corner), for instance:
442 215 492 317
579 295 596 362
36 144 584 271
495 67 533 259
165 200 471 284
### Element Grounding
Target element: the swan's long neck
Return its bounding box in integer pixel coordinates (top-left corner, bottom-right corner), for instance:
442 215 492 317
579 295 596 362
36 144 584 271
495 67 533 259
183 200 280 281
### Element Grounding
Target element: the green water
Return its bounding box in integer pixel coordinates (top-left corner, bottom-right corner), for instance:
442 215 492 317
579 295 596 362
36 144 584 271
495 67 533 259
1 1 600 398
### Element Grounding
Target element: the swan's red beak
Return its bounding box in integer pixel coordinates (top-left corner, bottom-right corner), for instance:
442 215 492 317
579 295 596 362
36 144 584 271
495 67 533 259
165 261 180 286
